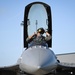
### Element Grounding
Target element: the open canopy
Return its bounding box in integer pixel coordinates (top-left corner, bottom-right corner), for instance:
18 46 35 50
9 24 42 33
24 2 52 48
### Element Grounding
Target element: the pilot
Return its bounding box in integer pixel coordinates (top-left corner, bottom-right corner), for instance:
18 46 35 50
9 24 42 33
26 28 51 47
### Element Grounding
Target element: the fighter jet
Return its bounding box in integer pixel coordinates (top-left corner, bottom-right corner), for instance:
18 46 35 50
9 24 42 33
0 2 75 75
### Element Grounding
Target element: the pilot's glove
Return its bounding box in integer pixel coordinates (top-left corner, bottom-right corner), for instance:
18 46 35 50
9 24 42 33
32 32 37 38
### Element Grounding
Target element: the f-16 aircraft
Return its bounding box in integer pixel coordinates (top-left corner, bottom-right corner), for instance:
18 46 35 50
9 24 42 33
0 2 75 75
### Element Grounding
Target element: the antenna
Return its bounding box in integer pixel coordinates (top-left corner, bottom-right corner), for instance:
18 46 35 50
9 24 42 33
35 20 38 32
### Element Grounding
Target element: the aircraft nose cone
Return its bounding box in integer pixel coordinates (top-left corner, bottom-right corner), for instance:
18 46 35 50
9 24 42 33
19 46 57 74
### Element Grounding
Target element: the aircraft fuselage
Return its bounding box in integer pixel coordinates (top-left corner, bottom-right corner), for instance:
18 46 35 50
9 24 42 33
18 46 58 75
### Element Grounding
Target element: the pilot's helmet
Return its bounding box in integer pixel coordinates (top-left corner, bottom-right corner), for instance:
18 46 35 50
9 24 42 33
37 28 45 34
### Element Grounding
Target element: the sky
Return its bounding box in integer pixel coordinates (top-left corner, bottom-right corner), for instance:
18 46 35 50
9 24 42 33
0 0 75 66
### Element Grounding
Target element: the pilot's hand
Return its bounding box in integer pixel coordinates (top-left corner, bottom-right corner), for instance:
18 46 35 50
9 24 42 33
32 32 37 38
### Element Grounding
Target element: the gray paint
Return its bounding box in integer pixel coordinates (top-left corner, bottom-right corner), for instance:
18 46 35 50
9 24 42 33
57 53 75 63
18 46 58 75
